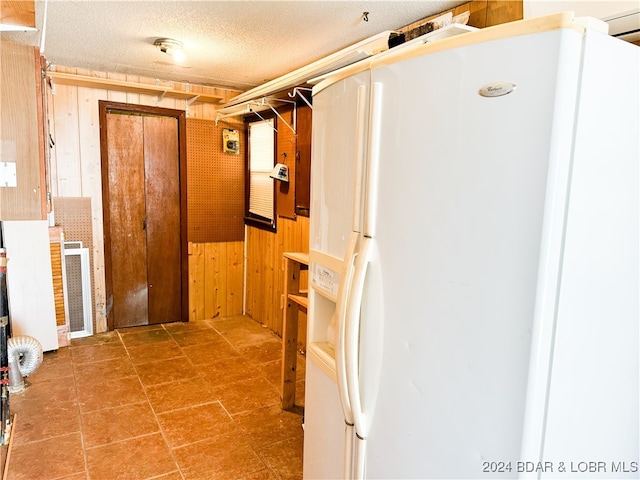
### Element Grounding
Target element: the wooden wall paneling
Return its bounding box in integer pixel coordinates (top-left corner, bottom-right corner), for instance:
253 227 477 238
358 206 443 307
187 84 204 119
203 242 220 318
249 227 263 324
0 41 44 220
244 215 310 337
468 0 488 28
486 0 523 27
227 241 244 315
75 71 108 331
188 242 206 321
36 54 48 218
276 107 296 218
187 240 244 320
46 73 59 198
52 82 82 196
106 72 128 103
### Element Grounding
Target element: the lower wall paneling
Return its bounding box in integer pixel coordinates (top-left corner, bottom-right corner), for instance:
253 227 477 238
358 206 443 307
245 216 309 337
188 241 244 320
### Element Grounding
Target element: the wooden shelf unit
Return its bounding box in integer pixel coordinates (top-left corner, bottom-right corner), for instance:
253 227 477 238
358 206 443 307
281 251 308 412
46 71 225 104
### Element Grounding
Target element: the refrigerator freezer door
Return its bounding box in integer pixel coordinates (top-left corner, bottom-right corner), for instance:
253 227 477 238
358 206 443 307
303 355 349 479
305 69 371 479
309 70 370 262
362 28 583 479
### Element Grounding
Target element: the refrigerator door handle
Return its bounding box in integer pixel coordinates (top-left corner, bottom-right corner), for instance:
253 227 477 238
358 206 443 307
363 82 383 238
352 84 368 233
336 231 359 480
344 236 374 435
335 231 359 424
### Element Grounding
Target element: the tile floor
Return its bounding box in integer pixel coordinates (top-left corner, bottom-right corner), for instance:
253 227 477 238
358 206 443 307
5 315 306 480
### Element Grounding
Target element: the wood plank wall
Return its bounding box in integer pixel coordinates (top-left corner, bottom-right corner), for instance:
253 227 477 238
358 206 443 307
188 241 244 321
46 66 241 332
245 216 309 337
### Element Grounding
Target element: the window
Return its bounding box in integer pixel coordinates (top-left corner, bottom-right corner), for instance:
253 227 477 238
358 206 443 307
246 117 276 230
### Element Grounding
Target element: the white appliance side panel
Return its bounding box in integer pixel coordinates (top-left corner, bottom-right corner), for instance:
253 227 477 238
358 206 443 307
302 357 347 480
363 29 582 479
541 32 640 472
3 220 59 351
310 70 369 260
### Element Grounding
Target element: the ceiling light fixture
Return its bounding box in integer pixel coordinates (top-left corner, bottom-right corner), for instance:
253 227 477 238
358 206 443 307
154 37 185 63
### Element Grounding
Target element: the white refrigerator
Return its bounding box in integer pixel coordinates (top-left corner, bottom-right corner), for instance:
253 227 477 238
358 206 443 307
303 12 639 480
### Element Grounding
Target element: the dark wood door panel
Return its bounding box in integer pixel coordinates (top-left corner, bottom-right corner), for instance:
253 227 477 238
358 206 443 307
143 115 181 324
100 100 188 331
107 113 149 327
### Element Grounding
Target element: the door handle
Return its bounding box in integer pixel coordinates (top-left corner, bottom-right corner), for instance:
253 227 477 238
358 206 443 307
142 218 147 230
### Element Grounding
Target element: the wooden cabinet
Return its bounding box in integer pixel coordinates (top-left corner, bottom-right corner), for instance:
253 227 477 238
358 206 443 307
0 41 46 220
281 251 308 412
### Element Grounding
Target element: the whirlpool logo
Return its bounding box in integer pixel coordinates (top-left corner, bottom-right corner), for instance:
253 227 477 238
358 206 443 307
478 82 516 97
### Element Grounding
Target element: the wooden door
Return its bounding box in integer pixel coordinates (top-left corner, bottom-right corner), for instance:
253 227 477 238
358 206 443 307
143 116 181 324
102 107 183 329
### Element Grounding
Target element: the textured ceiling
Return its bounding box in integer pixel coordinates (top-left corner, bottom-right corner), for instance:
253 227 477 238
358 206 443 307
1 0 467 92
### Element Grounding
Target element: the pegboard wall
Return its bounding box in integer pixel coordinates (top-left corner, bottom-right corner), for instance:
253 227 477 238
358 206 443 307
52 197 96 330
187 118 245 243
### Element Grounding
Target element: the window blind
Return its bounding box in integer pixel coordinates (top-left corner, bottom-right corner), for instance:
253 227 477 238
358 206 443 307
248 119 275 221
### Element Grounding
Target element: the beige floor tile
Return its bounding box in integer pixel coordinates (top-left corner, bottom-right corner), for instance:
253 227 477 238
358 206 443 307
80 401 159 448
180 340 240 366
234 404 303 448
85 432 177 480
238 339 284 365
162 320 214 333
76 375 146 413
117 327 174 348
236 469 279 480
157 401 237 448
198 354 264 387
73 356 138 387
212 377 280 415
125 339 184 365
12 376 77 412
257 435 304 480
172 434 265 480
6 433 85 480
169 328 228 347
135 356 201 387
145 377 215 414
12 400 80 445
70 342 128 364
70 331 121 346
27 348 74 382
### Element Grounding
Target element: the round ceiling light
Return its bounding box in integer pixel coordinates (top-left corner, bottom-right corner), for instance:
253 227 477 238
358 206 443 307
154 38 185 63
